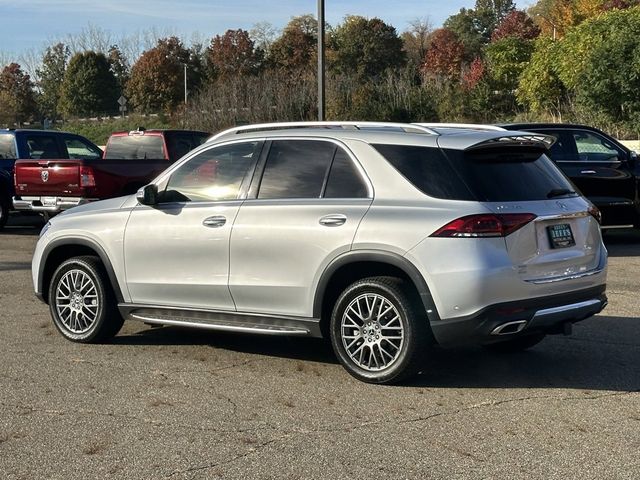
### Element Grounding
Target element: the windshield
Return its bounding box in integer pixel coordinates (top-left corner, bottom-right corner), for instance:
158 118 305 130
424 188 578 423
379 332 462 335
105 135 164 160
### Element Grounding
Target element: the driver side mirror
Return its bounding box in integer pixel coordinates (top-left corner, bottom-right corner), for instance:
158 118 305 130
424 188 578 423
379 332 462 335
136 184 158 206
630 150 638 166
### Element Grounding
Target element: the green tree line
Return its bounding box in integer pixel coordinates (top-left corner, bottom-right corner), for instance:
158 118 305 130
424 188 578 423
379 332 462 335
1 0 639 139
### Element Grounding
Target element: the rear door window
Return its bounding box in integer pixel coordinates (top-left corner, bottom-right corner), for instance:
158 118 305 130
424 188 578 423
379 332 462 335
258 140 336 199
0 135 17 159
323 148 369 198
25 135 63 159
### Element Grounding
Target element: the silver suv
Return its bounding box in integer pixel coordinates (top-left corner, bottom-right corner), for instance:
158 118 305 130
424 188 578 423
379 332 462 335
32 122 608 384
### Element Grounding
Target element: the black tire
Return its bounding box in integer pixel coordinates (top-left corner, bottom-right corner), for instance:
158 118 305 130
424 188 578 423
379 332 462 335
48 256 124 343
0 195 9 229
482 333 546 353
330 276 432 384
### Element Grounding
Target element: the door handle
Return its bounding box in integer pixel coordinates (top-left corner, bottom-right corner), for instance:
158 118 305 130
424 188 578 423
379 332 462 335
580 170 597 174
203 215 226 228
319 214 346 227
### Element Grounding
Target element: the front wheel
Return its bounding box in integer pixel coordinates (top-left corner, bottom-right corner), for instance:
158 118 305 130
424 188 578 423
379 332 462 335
330 276 431 384
48 256 124 343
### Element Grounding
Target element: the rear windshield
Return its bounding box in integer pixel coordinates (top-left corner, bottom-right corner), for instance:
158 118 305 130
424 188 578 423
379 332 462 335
373 144 577 202
105 135 164 160
165 132 209 161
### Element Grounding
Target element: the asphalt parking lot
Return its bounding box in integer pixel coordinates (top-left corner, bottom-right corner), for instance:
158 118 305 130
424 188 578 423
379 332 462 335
0 214 638 480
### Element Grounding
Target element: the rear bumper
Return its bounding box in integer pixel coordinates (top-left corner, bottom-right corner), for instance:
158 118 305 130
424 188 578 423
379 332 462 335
13 196 97 213
430 285 607 346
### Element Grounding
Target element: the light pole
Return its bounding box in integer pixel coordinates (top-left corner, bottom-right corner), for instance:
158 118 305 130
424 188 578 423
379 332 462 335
183 63 188 105
317 0 325 121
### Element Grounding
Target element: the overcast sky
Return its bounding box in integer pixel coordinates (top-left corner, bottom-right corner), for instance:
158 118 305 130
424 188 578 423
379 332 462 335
0 0 481 55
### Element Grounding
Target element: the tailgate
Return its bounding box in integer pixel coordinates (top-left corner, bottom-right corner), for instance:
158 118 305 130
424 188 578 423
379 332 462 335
484 198 603 283
14 159 84 196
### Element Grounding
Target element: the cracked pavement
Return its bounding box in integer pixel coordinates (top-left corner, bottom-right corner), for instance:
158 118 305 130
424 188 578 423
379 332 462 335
0 216 638 479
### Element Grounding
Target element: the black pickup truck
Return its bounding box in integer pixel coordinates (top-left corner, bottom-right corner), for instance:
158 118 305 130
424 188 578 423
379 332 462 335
501 123 640 229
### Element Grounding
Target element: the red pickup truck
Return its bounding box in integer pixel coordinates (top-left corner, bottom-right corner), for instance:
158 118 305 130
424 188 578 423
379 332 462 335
13 128 209 213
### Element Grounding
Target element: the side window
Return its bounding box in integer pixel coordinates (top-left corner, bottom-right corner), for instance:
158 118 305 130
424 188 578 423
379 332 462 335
64 136 101 160
26 135 62 159
542 131 578 162
0 135 17 159
164 141 260 202
258 140 336 199
573 131 622 162
323 148 369 198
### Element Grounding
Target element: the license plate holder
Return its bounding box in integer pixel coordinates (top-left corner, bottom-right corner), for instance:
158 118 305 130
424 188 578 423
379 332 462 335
41 196 57 207
547 223 575 249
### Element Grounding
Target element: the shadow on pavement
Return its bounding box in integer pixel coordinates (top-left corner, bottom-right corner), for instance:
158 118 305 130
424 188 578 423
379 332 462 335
1 213 46 236
114 314 639 393
603 229 640 257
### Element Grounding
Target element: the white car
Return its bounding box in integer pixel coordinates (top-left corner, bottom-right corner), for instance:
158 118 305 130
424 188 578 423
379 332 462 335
32 122 608 384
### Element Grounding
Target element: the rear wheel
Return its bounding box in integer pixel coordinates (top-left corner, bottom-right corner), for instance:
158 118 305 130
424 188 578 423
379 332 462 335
330 276 431 384
48 256 124 343
483 333 546 353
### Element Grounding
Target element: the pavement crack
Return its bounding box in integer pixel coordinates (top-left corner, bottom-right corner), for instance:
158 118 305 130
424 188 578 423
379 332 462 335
165 435 286 478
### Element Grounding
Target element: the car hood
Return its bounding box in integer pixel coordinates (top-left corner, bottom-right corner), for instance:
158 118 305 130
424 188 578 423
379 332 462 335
57 195 133 217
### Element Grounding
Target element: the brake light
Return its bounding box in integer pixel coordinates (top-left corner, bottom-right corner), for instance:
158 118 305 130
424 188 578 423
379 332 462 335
588 205 602 224
431 213 537 238
79 166 96 187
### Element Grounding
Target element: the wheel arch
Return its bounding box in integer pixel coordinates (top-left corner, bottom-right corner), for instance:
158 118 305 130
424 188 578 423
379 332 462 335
39 237 125 304
313 250 440 336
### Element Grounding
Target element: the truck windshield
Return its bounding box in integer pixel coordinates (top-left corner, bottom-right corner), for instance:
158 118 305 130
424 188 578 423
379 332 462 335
104 135 164 160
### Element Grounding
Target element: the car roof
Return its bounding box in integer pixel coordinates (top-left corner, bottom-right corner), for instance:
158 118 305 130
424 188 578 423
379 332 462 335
208 122 554 151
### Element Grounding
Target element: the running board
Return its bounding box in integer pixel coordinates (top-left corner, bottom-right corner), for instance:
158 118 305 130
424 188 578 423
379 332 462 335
119 304 321 337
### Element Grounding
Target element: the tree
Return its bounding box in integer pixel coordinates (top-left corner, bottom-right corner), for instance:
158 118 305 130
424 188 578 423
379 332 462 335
268 15 317 71
492 10 541 41
59 51 119 117
0 63 37 126
207 29 263 78
475 0 516 38
558 8 640 128
444 8 485 60
250 22 278 54
36 43 70 121
485 37 535 90
402 17 433 67
517 37 566 116
127 37 199 113
107 45 130 92
422 29 465 80
331 16 406 78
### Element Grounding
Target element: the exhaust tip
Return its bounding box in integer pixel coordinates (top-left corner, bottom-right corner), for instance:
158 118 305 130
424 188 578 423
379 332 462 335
491 320 527 336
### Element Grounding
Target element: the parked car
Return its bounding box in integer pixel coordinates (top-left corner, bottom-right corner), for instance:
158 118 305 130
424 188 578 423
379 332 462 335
13 128 209 214
0 129 104 228
418 123 640 229
501 123 640 229
32 122 608 384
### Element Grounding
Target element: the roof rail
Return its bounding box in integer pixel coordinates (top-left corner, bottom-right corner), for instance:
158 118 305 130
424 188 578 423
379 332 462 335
209 121 439 141
413 122 506 132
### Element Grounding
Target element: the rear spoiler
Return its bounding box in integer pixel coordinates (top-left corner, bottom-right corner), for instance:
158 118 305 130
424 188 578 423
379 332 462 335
465 134 556 152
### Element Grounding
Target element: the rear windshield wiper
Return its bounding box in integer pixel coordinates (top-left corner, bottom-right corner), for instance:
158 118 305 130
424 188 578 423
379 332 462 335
547 188 576 199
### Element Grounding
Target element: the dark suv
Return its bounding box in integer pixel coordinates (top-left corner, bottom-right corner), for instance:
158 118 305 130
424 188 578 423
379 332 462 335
501 124 640 229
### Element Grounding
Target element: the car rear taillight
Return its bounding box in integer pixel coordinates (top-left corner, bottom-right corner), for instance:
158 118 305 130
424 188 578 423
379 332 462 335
588 205 602 224
79 166 96 187
431 213 537 238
